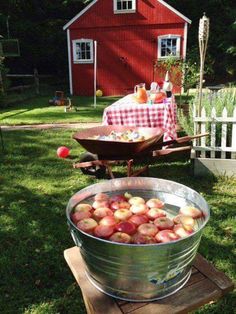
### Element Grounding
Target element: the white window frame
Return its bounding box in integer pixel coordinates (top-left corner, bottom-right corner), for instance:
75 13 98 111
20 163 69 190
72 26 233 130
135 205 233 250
157 35 181 59
72 39 93 64
113 0 136 14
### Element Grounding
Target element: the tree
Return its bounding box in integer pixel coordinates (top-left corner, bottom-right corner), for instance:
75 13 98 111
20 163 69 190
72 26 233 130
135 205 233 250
168 0 236 83
0 1 87 75
0 0 235 83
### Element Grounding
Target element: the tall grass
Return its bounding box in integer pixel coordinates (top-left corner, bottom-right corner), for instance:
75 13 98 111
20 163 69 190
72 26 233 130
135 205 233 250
178 86 236 136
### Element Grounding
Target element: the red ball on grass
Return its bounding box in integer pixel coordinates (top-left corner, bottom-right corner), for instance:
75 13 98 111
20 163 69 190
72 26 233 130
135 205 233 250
57 146 70 158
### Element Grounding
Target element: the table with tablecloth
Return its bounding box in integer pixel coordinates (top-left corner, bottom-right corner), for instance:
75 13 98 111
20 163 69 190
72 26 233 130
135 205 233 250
102 94 177 142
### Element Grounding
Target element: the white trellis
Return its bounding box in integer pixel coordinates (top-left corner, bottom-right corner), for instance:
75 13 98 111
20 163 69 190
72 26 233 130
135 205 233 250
192 105 236 175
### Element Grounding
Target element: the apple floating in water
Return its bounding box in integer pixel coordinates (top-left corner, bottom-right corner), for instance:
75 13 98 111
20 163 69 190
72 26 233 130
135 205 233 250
132 233 156 244
128 214 149 226
93 207 114 221
173 224 194 238
154 217 174 230
115 221 136 235
109 232 131 244
70 192 204 244
146 198 164 209
77 218 98 233
147 208 166 220
155 230 179 243
179 206 203 219
94 225 114 238
138 223 158 237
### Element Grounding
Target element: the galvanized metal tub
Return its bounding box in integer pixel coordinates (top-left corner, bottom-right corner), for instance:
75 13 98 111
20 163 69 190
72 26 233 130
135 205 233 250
66 177 210 302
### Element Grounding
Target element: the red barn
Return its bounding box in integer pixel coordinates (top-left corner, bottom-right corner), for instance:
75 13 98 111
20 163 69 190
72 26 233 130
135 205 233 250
63 0 191 96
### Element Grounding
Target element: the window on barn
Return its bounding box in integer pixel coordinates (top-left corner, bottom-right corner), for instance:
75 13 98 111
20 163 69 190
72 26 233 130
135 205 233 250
158 35 181 59
114 0 136 13
72 39 93 64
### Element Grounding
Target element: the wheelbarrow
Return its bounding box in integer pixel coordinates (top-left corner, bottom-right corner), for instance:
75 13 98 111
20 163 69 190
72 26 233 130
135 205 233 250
73 125 207 179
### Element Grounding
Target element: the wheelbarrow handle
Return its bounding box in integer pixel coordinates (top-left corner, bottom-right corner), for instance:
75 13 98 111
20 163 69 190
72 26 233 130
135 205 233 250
162 133 209 146
153 145 192 157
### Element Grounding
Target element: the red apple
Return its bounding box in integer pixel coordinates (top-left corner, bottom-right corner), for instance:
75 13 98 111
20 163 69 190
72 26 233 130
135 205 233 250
130 203 148 215
114 208 132 221
71 211 92 224
77 218 98 233
110 201 131 211
128 214 149 226
132 233 156 244
109 232 131 243
94 225 114 238
99 215 117 227
109 194 127 203
137 223 158 237
115 221 136 235
147 208 167 220
146 198 164 209
128 196 145 205
92 200 109 209
74 203 92 212
155 230 179 243
179 206 203 219
93 207 114 221
173 224 194 238
154 217 174 230
173 215 195 228
94 193 109 202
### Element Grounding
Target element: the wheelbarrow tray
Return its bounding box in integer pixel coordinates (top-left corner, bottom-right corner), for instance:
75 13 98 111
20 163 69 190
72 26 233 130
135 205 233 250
73 126 165 158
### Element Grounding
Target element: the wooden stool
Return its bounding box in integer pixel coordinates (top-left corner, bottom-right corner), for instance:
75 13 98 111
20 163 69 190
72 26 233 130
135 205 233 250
64 247 234 314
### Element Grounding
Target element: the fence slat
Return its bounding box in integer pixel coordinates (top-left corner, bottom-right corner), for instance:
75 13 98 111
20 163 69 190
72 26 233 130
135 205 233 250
210 107 216 158
193 104 236 160
221 107 227 159
200 107 206 158
193 146 236 152
232 107 236 159
194 117 236 122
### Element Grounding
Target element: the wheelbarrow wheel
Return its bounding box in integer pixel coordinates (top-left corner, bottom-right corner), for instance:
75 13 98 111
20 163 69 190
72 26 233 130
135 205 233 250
79 152 106 179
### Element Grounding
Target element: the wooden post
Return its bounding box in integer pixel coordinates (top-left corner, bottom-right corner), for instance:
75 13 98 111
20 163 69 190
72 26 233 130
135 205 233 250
34 68 39 94
94 41 97 108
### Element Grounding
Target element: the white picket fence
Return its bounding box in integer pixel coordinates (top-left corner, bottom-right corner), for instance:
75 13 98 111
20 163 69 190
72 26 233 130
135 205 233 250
193 105 236 159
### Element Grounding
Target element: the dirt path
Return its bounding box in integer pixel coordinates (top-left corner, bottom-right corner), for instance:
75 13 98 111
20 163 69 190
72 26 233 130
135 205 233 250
1 122 101 131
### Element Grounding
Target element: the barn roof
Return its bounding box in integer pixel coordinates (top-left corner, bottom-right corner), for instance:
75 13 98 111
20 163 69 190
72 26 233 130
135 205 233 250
63 0 191 30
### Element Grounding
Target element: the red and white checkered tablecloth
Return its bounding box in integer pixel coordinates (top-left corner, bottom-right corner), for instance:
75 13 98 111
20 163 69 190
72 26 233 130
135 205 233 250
102 94 177 141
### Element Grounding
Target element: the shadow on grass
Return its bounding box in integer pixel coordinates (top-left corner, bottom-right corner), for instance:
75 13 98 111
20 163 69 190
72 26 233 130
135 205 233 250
0 130 99 313
0 183 88 313
0 129 235 313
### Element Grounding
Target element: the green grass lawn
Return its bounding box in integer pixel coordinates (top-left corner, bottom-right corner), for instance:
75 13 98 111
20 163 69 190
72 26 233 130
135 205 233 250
0 129 235 314
0 95 120 125
0 91 192 126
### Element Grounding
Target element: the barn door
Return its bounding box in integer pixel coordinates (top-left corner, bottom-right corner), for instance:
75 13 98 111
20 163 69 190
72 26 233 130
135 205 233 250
97 39 152 95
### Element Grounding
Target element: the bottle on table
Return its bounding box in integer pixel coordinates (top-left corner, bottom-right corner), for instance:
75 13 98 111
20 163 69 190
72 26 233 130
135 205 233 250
134 83 148 104
162 71 173 98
